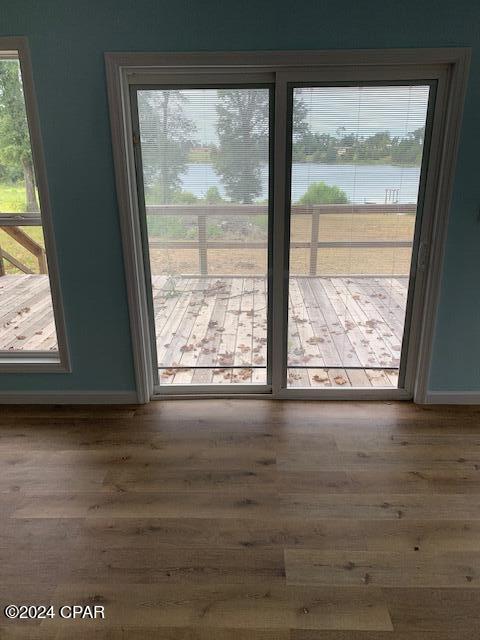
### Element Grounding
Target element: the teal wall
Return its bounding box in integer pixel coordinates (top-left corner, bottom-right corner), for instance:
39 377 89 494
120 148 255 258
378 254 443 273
0 0 478 395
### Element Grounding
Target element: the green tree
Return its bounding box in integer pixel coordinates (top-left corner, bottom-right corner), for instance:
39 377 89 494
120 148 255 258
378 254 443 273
171 190 199 204
293 131 338 163
138 90 196 204
213 89 311 202
204 186 224 204
292 89 310 142
391 126 425 166
292 125 425 166
0 60 38 212
297 181 349 205
360 131 393 162
212 89 269 204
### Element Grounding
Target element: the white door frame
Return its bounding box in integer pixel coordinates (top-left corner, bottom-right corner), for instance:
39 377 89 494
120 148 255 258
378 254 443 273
105 48 470 403
129 76 275 398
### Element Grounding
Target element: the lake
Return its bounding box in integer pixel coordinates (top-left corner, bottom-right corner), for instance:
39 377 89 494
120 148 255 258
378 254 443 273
180 162 421 204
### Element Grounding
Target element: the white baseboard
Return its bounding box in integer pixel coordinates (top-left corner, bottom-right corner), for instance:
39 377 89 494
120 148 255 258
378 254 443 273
0 390 139 404
423 391 480 405
1 388 477 406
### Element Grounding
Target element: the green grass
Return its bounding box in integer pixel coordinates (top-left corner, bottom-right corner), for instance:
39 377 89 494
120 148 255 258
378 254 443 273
147 215 198 240
0 182 27 213
0 181 45 273
188 147 212 163
0 226 45 274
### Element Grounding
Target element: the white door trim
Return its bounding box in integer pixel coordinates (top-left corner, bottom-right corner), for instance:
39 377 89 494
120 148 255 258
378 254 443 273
105 48 470 403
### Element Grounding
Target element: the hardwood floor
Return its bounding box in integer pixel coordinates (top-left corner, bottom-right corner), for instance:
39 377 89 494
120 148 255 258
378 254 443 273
0 400 480 638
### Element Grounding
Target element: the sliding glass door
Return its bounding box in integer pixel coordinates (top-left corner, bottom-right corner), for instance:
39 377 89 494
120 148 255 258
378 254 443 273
285 82 433 390
129 71 437 396
132 83 273 390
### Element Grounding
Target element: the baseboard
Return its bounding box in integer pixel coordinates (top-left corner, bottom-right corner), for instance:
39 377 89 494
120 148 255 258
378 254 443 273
1 388 477 406
0 390 139 404
423 391 480 405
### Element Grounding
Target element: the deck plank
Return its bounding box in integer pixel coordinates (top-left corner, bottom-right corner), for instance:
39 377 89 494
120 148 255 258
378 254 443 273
0 275 409 388
331 277 399 368
251 276 268 384
299 279 343 369
287 280 312 387
155 277 194 368
0 275 57 352
191 279 232 384
162 279 202 364
342 277 403 366
310 278 361 368
355 278 406 339
217 277 244 385
290 278 325 367
323 278 380 368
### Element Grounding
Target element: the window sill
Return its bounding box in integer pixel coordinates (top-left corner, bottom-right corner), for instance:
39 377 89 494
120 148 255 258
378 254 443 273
0 353 71 373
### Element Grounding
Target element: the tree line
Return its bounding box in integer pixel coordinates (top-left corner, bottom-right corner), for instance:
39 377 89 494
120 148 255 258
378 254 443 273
292 126 425 166
0 72 424 212
139 89 425 206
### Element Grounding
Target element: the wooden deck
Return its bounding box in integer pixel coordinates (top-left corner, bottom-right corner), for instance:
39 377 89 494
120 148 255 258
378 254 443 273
0 275 406 388
0 275 57 352
152 275 407 388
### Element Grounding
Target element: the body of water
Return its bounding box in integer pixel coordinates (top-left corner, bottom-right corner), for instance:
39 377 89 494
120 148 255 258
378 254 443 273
180 162 421 205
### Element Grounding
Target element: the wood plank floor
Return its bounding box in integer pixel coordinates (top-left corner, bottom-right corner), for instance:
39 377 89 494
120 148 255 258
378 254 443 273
152 275 406 388
0 275 57 352
1 401 480 638
0 275 404 388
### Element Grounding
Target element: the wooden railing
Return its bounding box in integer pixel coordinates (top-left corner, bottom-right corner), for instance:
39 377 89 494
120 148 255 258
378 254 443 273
0 225 47 276
146 203 417 276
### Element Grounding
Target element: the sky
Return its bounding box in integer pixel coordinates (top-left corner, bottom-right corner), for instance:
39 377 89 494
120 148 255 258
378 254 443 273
174 85 430 145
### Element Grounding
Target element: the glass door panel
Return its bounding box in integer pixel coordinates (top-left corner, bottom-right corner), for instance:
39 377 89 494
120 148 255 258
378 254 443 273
286 84 431 389
135 86 271 387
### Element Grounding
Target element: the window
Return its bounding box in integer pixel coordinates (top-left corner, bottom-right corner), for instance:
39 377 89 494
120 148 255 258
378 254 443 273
106 49 469 401
134 86 272 386
0 38 68 369
286 84 431 389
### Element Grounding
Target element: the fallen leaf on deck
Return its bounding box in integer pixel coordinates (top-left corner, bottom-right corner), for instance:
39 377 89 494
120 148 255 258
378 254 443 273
218 352 234 366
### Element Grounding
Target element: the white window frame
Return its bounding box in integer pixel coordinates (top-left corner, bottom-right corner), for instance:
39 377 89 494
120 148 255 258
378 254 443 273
0 37 70 372
105 49 470 403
